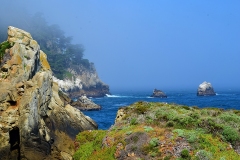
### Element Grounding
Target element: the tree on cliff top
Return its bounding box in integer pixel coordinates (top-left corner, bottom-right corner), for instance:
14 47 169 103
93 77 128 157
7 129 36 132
0 12 90 79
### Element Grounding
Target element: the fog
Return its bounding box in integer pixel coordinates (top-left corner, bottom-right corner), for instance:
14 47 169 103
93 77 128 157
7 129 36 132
1 0 240 92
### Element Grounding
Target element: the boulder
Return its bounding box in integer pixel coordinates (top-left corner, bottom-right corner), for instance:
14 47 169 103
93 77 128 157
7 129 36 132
0 26 97 160
71 95 101 111
197 81 216 96
150 89 167 98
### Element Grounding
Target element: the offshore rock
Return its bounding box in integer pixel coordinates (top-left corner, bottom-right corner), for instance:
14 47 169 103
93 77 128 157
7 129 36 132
197 81 216 96
0 26 97 160
71 95 101 111
150 89 167 98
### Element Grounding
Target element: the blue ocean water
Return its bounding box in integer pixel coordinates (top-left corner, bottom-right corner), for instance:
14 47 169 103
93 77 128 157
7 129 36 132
82 90 240 130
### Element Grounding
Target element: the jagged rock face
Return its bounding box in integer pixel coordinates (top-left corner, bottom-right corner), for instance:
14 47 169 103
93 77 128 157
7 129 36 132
197 81 216 96
0 26 97 160
150 89 167 98
53 65 110 98
71 95 101 111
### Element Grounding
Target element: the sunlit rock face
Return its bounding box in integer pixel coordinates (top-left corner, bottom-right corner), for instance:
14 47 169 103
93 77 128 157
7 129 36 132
0 26 97 160
197 81 216 96
53 65 110 98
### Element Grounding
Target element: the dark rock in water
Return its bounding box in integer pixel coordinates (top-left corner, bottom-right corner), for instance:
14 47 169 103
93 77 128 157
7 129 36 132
150 89 167 98
69 84 110 98
71 95 101 111
0 26 97 160
197 81 216 96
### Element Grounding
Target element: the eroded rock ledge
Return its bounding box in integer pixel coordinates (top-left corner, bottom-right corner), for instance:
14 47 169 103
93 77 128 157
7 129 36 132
0 26 97 160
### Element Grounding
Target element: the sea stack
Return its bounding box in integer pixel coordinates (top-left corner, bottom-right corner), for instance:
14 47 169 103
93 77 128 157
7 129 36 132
0 26 97 159
71 95 101 111
197 81 216 96
150 89 167 98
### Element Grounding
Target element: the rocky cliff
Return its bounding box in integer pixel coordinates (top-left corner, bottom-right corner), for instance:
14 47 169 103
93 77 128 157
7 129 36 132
0 26 97 160
53 64 110 98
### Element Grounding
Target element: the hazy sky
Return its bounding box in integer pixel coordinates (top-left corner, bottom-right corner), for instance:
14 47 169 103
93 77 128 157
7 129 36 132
2 0 240 91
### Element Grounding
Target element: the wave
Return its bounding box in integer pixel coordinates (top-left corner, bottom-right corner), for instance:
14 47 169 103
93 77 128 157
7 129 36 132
146 96 154 98
106 94 165 99
105 94 129 98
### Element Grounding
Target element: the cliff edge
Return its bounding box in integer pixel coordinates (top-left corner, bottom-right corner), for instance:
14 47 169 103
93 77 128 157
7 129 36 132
53 64 110 98
0 26 97 159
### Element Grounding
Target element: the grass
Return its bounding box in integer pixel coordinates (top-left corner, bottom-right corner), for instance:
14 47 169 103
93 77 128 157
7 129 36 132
74 102 240 159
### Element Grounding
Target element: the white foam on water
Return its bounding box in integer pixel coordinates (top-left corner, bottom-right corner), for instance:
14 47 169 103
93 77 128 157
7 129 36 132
106 94 122 98
146 96 154 98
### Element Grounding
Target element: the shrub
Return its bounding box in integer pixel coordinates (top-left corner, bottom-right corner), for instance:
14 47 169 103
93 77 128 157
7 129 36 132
189 112 200 119
130 118 138 125
180 149 191 159
182 106 190 110
146 115 153 124
133 101 148 114
166 121 174 127
173 129 185 137
144 126 154 132
64 71 73 79
141 138 160 157
222 126 239 144
0 41 11 61
187 131 198 143
74 130 107 160
195 150 212 160
149 138 159 147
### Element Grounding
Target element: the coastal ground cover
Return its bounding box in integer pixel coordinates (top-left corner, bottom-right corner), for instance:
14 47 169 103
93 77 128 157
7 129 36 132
74 102 240 160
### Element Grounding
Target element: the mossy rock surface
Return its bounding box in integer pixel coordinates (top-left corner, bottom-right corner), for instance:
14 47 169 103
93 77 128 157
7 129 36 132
74 102 240 160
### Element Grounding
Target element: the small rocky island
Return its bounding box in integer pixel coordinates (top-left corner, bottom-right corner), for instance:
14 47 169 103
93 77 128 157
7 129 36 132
197 81 216 96
0 26 97 159
71 95 101 111
150 89 167 98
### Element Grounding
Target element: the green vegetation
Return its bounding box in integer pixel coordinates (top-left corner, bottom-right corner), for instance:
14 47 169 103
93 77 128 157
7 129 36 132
73 130 115 160
0 41 11 62
74 102 240 159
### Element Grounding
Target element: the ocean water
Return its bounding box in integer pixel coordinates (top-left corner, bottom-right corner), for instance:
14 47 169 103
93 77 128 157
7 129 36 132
82 90 240 130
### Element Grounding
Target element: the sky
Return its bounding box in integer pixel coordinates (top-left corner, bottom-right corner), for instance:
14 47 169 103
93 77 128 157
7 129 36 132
1 0 240 92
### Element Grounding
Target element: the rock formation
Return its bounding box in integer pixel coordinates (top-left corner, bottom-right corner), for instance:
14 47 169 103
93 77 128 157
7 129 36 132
53 65 110 98
0 26 97 159
71 95 101 111
197 81 216 96
150 89 167 98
